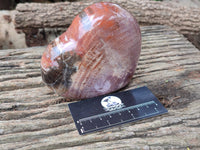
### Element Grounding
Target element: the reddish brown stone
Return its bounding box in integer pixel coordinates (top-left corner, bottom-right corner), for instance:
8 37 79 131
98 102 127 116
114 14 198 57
41 2 141 100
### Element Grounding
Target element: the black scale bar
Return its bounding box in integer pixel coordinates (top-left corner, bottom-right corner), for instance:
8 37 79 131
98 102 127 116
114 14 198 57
68 86 168 135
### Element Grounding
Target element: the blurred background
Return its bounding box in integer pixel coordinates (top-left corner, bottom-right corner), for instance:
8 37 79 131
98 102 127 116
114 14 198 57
1 0 200 10
0 0 200 50
0 0 82 10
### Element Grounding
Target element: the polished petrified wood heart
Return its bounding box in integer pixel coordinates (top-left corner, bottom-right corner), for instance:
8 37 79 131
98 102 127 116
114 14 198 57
41 2 141 100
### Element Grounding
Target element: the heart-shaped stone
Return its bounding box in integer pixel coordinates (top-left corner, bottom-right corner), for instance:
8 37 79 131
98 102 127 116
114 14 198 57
41 2 141 100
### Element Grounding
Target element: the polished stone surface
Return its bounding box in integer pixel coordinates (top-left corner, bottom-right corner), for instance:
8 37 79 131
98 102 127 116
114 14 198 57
40 2 141 100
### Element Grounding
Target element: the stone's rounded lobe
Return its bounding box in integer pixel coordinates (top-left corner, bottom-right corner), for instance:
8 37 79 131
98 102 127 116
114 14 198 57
40 2 141 100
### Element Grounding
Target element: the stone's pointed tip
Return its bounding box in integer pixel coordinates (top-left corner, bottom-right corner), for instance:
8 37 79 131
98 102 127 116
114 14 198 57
40 2 141 101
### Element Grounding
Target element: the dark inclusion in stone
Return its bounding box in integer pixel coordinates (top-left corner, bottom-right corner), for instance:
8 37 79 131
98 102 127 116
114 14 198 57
41 52 80 89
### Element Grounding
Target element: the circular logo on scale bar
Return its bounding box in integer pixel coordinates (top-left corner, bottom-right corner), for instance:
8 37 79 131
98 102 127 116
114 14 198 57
101 96 125 112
